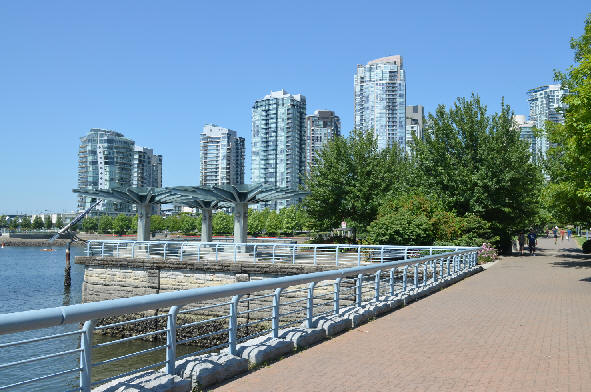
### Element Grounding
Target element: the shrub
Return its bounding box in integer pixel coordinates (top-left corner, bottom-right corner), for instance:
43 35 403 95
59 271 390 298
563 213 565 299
477 243 498 263
582 240 591 254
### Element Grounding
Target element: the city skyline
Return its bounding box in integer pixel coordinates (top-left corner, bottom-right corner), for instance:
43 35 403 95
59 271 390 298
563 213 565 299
0 1 587 214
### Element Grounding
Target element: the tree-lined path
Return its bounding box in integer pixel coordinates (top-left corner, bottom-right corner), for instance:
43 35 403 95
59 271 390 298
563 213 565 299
212 237 591 391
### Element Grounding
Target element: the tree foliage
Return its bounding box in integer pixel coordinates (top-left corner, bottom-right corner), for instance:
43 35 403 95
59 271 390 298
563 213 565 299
413 95 543 252
304 129 411 232
55 216 64 229
44 215 53 229
113 214 132 236
546 14 591 224
212 212 233 235
98 215 113 234
32 216 44 230
82 217 98 233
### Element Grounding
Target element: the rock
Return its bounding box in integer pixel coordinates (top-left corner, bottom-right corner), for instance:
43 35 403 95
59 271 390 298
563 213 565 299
278 327 326 349
172 353 248 389
92 370 190 392
223 335 294 365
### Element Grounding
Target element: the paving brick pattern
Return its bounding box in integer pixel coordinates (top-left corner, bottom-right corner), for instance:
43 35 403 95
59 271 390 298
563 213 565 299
211 238 591 392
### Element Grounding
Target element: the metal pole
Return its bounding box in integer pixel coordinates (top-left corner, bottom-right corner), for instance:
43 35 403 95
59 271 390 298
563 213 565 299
229 295 241 355
64 241 71 288
374 270 381 301
334 278 342 315
306 282 317 329
272 288 283 338
356 273 363 307
389 268 395 296
80 320 95 392
166 306 179 375
402 266 407 292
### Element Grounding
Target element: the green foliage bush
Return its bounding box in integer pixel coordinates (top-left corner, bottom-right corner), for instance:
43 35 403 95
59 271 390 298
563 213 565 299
113 214 132 236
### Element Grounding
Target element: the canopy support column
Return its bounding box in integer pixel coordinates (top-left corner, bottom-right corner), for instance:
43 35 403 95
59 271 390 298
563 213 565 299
137 203 151 242
201 208 213 243
233 202 248 244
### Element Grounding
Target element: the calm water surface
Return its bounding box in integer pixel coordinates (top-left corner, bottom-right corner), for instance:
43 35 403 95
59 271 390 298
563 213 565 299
0 246 187 391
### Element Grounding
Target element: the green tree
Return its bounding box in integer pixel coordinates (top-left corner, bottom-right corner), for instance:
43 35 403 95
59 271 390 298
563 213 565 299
248 209 268 235
180 215 198 235
113 214 132 236
151 215 166 233
9 218 18 231
55 216 64 229
412 95 543 253
98 215 113 234
265 210 283 235
20 216 31 230
82 217 98 233
545 14 591 224
32 216 44 230
0 215 6 228
165 215 181 233
304 129 411 232
212 212 233 235
44 215 53 229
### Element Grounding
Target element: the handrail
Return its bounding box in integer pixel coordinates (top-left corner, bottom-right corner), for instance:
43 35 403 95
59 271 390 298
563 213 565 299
0 248 476 335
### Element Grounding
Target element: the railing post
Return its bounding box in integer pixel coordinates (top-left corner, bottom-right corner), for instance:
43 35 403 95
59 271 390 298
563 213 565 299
357 246 361 266
80 319 95 392
433 260 437 283
147 242 150 257
306 282 317 329
334 278 342 315
163 243 167 261
404 246 408 260
215 244 219 263
313 245 317 265
253 244 257 263
272 288 283 338
292 245 296 264
131 242 135 258
272 244 276 263
229 295 242 355
86 241 90 256
101 242 105 257
335 245 339 266
356 273 363 307
446 256 450 277
414 264 419 289
389 268 395 296
402 266 407 292
116 242 119 257
374 270 381 301
166 306 180 375
381 246 385 263
423 263 427 287
180 243 184 261
439 258 443 280
233 244 237 263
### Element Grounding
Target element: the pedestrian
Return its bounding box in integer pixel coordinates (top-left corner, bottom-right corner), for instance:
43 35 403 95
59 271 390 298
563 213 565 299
518 232 525 255
567 228 572 241
553 227 558 245
527 228 537 255
560 228 565 241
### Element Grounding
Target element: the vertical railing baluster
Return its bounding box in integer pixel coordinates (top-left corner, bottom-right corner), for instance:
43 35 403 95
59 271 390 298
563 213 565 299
306 282 317 329
403 266 407 292
357 246 361 266
215 244 219 263
374 270 381 301
166 306 179 375
253 244 257 263
292 245 296 264
381 246 385 263
414 264 419 289
335 245 339 266
389 268 395 296
356 273 363 307
86 241 90 256
272 244 276 263
334 278 342 315
80 320 95 392
272 288 283 338
163 243 167 261
423 263 427 287
229 295 241 355
101 242 105 257
313 245 317 265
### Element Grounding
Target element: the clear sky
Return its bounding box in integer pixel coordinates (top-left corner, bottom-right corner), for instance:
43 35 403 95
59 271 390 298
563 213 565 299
0 1 588 214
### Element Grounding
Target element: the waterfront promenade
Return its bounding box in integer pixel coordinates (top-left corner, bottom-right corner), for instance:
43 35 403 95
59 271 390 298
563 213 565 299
212 237 591 391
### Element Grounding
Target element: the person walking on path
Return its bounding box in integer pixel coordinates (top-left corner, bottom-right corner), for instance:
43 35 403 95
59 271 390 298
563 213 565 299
553 227 558 245
518 232 526 255
560 229 565 241
567 228 572 240
528 229 537 255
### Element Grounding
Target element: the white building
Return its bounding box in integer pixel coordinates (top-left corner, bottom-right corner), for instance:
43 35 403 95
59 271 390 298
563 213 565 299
526 84 568 158
251 90 306 209
354 55 406 151
513 114 541 162
200 124 245 186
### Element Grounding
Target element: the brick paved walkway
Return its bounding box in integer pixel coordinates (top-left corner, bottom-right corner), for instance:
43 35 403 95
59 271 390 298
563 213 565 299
212 238 591 392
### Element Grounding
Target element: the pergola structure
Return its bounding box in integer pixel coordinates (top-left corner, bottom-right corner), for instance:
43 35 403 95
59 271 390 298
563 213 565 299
74 184 306 243
73 187 184 241
171 184 306 243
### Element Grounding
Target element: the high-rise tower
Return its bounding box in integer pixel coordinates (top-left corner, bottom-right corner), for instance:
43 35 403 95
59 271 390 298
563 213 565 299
251 90 306 209
527 84 568 157
306 110 341 172
200 124 245 186
354 55 406 150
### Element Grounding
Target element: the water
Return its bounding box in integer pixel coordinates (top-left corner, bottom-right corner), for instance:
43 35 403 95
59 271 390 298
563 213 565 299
0 246 185 391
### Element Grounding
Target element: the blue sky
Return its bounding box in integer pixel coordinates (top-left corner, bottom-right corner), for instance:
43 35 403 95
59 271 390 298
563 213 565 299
0 1 588 214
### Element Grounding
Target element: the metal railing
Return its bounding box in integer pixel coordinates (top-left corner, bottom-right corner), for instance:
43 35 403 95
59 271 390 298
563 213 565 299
85 240 465 266
0 246 479 391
